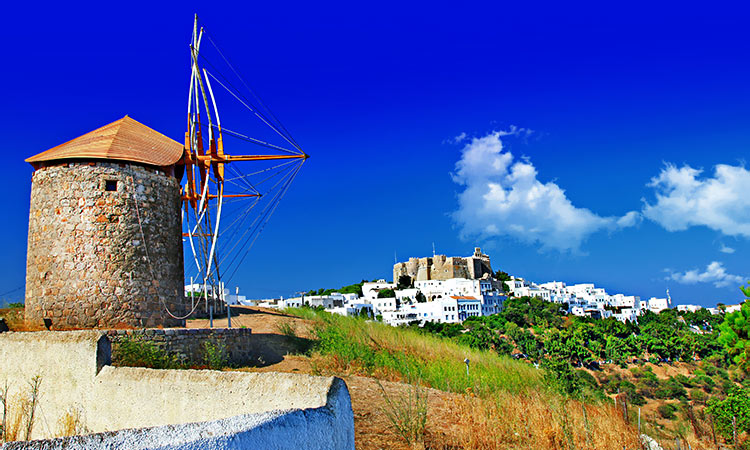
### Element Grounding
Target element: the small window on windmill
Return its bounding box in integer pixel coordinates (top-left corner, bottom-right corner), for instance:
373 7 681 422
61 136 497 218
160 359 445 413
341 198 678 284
105 180 118 192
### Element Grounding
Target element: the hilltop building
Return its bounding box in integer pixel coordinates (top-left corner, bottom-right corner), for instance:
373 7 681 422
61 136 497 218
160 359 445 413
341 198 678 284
393 247 493 285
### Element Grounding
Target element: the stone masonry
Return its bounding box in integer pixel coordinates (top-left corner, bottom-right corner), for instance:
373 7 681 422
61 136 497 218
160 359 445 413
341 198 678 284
393 247 494 285
25 161 185 329
107 328 254 367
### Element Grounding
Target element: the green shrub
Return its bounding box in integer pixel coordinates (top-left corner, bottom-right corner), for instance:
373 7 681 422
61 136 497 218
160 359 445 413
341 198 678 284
693 374 715 392
277 320 298 338
203 340 229 370
657 403 677 420
653 377 687 400
690 388 707 403
674 374 693 387
113 337 181 369
542 356 581 396
706 387 750 440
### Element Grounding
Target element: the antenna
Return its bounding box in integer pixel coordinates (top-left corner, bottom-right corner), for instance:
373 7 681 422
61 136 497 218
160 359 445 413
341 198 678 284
666 288 671 306
394 251 397 264
432 242 436 257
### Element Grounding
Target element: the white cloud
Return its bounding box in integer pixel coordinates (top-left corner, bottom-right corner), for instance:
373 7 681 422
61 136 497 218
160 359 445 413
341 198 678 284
453 132 467 143
452 131 638 252
719 244 736 254
666 261 745 288
643 163 750 237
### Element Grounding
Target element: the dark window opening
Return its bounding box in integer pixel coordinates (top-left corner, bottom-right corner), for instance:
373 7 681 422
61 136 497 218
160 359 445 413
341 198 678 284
105 180 118 191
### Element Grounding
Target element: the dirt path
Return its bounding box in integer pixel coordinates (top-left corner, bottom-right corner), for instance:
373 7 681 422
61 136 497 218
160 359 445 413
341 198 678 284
186 306 316 337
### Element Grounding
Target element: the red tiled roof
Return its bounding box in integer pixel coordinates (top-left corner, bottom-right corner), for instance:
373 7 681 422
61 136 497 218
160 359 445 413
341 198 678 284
26 116 184 167
450 296 479 300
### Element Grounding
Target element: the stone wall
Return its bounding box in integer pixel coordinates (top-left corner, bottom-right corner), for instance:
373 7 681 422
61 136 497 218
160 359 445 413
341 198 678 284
25 161 185 329
0 330 354 448
107 328 254 367
394 247 494 285
394 255 473 283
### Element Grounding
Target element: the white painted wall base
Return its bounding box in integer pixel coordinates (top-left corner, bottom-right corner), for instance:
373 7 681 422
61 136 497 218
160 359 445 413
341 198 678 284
0 331 354 450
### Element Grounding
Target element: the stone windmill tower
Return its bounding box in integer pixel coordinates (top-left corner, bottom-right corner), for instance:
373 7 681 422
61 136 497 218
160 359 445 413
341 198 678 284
24 116 186 329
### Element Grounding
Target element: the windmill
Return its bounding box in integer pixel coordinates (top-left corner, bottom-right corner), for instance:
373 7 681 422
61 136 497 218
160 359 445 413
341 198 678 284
180 15 308 315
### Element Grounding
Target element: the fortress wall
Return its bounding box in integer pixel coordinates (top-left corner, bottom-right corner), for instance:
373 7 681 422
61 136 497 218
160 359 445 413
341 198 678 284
25 162 185 330
0 331 354 449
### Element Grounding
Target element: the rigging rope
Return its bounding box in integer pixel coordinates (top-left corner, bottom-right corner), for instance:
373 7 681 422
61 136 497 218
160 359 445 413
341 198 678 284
224 159 305 282
129 176 202 320
202 28 301 150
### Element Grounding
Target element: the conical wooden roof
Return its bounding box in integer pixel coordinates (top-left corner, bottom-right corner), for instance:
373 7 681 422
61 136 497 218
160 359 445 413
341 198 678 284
26 116 184 167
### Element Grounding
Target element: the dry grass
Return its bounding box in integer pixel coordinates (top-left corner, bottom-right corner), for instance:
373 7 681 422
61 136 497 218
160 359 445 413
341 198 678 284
443 391 642 450
0 306 30 332
1 376 43 443
57 407 87 437
282 308 650 450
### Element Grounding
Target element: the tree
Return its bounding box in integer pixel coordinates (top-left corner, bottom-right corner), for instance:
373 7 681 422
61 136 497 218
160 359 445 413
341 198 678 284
494 270 511 282
494 270 512 293
378 288 396 298
397 275 413 290
717 283 750 370
415 291 427 303
706 387 750 441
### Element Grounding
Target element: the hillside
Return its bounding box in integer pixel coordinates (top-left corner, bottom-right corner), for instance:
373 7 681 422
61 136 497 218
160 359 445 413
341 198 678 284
198 307 642 450
201 305 747 450
3 302 746 449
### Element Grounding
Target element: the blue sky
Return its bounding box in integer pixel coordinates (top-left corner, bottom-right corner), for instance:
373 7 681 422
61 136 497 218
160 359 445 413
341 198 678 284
2 1 749 307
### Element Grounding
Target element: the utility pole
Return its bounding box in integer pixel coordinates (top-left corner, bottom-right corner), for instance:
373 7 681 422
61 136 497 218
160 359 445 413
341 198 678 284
224 282 231 328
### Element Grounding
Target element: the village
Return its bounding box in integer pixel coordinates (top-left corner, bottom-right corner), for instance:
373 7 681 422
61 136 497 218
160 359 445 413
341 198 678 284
212 247 740 328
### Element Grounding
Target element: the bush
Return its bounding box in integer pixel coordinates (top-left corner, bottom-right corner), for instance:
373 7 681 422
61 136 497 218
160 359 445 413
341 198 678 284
113 337 181 369
658 403 677 420
706 387 750 440
203 340 229 370
690 388 707 403
674 374 693 387
542 356 581 396
653 377 687 400
693 374 715 392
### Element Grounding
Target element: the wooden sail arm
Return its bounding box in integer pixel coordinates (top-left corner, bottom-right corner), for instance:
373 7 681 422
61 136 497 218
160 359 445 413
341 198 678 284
182 193 260 200
180 153 308 165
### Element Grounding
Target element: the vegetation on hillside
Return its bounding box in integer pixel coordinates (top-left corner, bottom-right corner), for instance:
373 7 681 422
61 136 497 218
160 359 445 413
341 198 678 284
306 280 373 297
285 280 750 449
284 307 642 449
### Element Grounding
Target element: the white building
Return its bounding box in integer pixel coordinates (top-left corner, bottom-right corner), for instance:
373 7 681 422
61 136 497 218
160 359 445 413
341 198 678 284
328 302 374 318
455 297 482 321
370 297 399 315
645 297 671 314
677 304 703 313
362 280 396 301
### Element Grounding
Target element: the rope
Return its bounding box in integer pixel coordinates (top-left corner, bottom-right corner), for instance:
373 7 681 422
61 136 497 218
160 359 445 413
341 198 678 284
202 29 301 150
0 285 24 298
216 124 299 155
128 176 201 320
224 159 305 282
216 159 301 268
202 69 303 154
